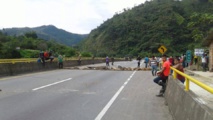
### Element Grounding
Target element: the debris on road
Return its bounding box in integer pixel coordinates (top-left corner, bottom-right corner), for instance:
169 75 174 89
65 66 151 71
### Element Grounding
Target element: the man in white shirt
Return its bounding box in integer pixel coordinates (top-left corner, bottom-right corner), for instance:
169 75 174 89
201 54 207 72
149 56 158 76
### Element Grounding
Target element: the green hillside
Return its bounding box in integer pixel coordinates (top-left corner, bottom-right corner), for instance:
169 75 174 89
1 25 87 46
0 31 76 58
81 0 213 57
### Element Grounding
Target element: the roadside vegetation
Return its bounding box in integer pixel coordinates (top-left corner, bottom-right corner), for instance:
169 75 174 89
80 0 213 57
0 31 80 58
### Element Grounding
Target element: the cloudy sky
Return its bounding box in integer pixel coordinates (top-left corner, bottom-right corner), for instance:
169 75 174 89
0 0 146 34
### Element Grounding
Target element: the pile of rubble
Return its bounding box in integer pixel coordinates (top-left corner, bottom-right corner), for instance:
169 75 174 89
65 66 151 71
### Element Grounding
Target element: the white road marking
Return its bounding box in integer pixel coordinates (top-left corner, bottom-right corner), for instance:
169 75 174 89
95 71 136 120
32 78 72 91
124 82 128 85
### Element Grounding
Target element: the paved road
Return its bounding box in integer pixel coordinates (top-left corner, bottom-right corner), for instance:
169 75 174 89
0 61 173 120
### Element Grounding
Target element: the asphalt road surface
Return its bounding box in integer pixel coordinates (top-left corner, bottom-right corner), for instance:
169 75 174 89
0 61 173 120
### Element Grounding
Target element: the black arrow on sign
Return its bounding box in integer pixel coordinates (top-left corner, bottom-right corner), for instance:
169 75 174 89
161 47 164 52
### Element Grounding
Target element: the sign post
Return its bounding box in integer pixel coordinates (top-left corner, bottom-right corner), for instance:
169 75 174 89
186 50 192 68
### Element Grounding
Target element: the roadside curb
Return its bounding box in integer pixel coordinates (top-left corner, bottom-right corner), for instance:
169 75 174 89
185 69 212 81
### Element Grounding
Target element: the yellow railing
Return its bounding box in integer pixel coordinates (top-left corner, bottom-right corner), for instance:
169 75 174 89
0 57 125 64
0 58 37 64
64 57 104 61
171 67 213 94
0 57 88 64
0 57 124 64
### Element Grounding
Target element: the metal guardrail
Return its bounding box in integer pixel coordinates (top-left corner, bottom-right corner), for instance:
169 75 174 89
171 67 213 94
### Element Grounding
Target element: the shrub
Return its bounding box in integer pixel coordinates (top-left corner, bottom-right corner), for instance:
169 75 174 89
20 49 40 58
81 52 92 57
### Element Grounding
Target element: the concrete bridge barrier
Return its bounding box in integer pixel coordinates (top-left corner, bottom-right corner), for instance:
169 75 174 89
0 59 109 77
165 77 213 120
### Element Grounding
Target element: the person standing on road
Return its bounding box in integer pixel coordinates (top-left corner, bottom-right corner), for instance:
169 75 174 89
153 55 171 97
201 54 207 71
173 57 185 84
137 56 142 68
58 55 63 69
106 56 109 67
144 56 149 68
111 57 114 65
149 56 158 76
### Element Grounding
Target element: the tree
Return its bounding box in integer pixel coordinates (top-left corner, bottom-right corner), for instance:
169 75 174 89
25 31 38 39
37 42 48 51
187 13 213 42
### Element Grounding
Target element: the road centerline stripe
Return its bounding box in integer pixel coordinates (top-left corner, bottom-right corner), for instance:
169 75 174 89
95 71 136 120
32 78 72 91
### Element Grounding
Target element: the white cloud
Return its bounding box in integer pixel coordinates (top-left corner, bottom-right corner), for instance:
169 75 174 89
0 0 146 34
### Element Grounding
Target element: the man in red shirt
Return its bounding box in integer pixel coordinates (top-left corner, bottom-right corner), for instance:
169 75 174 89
153 55 171 97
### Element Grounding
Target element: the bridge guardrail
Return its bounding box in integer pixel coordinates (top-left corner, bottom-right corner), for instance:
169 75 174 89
0 58 98 64
0 59 37 64
0 57 124 64
171 67 213 94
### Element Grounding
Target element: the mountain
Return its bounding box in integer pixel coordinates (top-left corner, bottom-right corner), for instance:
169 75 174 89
1 25 88 46
81 0 213 57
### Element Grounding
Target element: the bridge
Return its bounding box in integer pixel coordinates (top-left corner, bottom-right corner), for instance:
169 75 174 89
0 60 212 120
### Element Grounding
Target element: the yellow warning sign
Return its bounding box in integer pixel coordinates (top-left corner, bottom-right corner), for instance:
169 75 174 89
158 45 167 54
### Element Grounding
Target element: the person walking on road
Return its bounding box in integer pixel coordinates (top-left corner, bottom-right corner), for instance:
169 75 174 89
149 56 158 76
153 55 171 97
